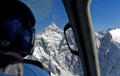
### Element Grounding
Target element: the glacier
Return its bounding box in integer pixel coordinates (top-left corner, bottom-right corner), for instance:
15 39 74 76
27 23 120 76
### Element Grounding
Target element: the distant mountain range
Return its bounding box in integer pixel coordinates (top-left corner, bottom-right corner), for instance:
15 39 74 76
96 28 120 76
28 23 120 76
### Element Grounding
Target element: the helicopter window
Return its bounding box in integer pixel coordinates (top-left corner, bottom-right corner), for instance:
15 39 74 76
21 0 84 76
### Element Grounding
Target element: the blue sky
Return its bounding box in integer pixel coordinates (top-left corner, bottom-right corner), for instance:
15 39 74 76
90 0 120 31
21 0 120 33
21 0 68 33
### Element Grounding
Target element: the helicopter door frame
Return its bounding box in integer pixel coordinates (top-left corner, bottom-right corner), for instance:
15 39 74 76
62 0 101 76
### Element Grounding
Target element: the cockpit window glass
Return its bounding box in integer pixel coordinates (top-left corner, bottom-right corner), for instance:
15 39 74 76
21 0 84 76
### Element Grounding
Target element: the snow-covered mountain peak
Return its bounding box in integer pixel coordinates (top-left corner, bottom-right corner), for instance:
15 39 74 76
109 28 120 43
36 23 63 43
40 23 63 35
48 23 60 29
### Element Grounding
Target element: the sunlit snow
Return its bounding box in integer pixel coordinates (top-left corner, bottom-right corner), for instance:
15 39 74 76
109 28 120 43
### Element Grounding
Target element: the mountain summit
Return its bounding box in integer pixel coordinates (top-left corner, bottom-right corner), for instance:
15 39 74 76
38 23 63 35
